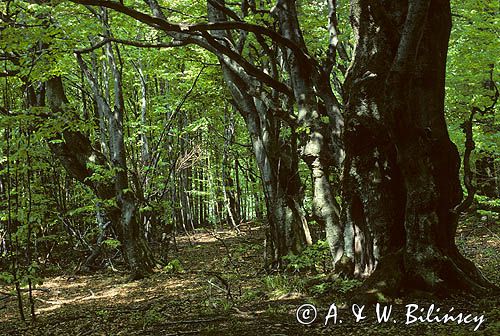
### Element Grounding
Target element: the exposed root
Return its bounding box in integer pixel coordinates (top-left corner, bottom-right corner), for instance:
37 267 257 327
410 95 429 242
348 249 499 304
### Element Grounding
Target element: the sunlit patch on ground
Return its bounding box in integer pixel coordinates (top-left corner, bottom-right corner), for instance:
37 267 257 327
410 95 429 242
1 219 498 336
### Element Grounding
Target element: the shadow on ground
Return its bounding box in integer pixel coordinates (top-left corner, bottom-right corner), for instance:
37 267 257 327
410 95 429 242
1 216 499 335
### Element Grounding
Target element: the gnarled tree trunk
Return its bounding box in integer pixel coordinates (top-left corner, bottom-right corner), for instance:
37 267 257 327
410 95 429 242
207 1 312 267
46 76 155 279
342 0 496 296
275 0 345 266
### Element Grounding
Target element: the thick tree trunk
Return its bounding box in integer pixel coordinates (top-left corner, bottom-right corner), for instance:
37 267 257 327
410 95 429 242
343 0 496 297
207 1 311 266
275 0 345 266
45 75 155 279
231 85 312 265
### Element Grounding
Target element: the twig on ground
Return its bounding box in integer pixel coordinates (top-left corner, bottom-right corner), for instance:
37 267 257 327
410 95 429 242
160 317 225 325
162 331 201 336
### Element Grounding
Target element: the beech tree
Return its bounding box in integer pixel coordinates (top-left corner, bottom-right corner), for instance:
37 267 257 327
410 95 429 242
46 76 156 279
1 0 497 297
205 0 313 264
53 0 497 290
341 0 496 296
1 5 156 278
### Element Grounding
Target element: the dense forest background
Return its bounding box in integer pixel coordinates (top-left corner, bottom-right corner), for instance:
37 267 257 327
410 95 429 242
0 0 498 335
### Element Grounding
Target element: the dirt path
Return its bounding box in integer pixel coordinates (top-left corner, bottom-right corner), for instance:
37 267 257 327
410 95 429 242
1 219 499 335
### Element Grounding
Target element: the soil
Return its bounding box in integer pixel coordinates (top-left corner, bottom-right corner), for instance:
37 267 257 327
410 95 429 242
1 214 499 336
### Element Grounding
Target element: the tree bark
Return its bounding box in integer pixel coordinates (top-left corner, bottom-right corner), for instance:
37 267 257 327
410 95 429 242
342 0 497 297
275 0 345 266
225 75 312 265
45 75 155 279
207 0 312 266
104 34 156 278
222 106 240 231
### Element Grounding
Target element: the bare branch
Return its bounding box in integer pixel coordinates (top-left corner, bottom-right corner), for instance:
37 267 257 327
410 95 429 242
74 37 191 54
69 0 316 67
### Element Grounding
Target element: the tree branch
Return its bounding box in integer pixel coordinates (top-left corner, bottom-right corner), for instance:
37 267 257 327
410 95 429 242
74 37 190 54
69 0 315 67
201 31 292 96
454 66 499 213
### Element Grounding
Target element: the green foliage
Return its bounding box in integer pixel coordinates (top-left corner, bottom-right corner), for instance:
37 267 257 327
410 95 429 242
336 277 362 294
203 297 233 313
263 274 307 298
283 240 331 273
0 1 497 319
446 2 499 130
445 0 499 210
475 194 500 207
296 125 311 135
446 0 499 119
142 307 163 329
240 289 260 302
85 163 114 184
103 238 121 249
477 209 497 218
161 259 184 274
95 309 110 323
0 271 14 284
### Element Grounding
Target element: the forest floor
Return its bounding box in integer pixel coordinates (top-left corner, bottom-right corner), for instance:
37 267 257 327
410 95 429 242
1 214 499 336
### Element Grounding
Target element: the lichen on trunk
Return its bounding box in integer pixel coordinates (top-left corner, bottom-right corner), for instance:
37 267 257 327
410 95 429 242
275 0 345 267
45 76 155 279
342 0 498 298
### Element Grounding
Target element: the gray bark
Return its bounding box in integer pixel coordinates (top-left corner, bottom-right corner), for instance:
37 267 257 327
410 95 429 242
207 0 311 265
46 75 155 278
104 33 155 278
343 0 496 296
274 0 344 266
137 61 151 164
222 106 240 231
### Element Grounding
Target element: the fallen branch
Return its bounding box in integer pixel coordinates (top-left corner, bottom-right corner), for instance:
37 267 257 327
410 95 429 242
160 317 225 325
162 331 201 336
